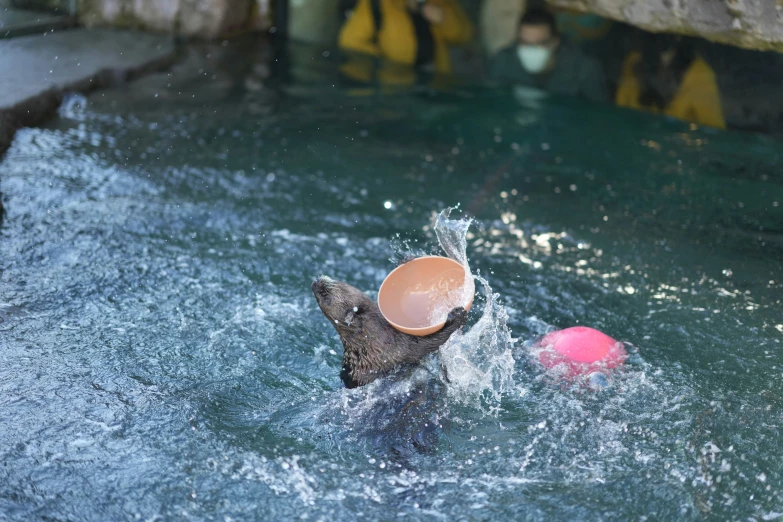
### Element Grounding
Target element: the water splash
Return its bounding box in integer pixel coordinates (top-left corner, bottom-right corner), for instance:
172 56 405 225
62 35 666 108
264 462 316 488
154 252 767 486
434 207 472 267
334 359 446 457
329 209 517 454
433 208 516 412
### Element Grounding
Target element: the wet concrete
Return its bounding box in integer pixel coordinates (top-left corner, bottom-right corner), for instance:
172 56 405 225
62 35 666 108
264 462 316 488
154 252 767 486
0 28 175 154
0 2 75 39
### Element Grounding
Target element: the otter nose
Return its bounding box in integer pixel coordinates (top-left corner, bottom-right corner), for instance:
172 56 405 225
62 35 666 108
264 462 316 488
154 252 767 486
311 276 332 294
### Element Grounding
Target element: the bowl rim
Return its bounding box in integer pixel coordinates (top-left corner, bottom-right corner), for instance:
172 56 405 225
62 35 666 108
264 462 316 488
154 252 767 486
377 255 473 335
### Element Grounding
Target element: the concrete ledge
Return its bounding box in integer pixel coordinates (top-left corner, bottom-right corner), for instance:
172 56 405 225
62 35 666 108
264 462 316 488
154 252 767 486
0 28 176 155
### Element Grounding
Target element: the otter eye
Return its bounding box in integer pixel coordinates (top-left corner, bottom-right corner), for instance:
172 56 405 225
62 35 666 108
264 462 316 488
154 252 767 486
344 309 357 325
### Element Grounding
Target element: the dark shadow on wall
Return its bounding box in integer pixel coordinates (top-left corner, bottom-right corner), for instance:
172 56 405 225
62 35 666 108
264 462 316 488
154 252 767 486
699 41 783 135
601 22 783 135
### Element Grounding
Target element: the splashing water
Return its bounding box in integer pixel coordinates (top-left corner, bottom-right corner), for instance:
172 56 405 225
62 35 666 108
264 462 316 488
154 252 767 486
6 48 781 518
336 358 446 456
330 209 516 452
433 208 516 411
433 207 471 267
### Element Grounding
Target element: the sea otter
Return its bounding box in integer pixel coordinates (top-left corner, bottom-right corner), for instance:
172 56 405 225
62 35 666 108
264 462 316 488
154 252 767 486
311 276 468 388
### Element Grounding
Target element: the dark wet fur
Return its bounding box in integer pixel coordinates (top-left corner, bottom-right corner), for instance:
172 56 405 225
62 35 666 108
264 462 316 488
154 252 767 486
350 369 448 462
311 276 468 388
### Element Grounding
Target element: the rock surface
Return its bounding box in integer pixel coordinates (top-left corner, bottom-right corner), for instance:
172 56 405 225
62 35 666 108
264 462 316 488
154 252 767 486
78 0 253 39
0 28 175 155
548 0 783 52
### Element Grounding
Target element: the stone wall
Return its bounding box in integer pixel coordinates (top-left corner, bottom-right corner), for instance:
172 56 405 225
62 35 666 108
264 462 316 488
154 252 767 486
78 0 255 38
547 0 783 52
77 0 783 52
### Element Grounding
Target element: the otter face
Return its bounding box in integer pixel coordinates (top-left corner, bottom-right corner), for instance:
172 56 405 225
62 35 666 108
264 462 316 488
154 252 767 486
311 276 374 328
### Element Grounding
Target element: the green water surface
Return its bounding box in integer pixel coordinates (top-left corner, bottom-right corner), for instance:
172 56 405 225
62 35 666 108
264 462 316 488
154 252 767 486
1 40 782 520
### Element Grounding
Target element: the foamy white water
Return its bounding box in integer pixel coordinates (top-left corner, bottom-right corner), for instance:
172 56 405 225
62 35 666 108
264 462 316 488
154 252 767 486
434 208 516 412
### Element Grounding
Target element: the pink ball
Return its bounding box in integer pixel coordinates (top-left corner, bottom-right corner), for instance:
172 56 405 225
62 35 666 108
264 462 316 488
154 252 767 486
535 326 626 376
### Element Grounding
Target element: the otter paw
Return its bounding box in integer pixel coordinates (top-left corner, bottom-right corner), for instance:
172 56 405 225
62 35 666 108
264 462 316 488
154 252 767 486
397 254 418 267
445 307 468 328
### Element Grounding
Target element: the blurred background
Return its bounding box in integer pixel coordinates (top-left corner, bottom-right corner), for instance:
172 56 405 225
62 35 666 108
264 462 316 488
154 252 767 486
3 0 783 136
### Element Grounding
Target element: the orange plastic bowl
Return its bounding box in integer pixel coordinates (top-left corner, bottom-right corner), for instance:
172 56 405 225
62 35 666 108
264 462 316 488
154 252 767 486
378 256 475 336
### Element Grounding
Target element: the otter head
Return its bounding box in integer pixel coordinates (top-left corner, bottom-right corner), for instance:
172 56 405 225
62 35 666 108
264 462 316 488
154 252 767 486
311 276 375 331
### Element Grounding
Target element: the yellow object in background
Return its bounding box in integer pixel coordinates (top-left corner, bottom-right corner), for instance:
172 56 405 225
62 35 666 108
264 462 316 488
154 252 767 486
339 53 417 87
338 0 474 74
616 51 726 129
